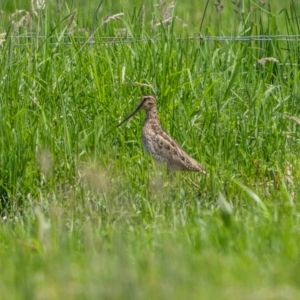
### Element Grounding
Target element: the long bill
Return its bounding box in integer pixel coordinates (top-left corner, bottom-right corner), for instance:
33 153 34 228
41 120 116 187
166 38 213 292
117 99 144 127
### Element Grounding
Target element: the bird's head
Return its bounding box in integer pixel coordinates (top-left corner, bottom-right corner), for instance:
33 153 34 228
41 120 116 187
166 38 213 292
117 95 157 127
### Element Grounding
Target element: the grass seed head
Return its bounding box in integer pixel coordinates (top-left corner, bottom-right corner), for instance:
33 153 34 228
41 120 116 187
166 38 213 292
257 57 279 65
68 9 77 35
102 13 124 25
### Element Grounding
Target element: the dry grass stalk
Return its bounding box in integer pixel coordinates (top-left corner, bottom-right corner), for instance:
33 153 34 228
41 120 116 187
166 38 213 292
257 57 279 65
102 13 124 25
155 17 172 26
115 28 131 37
36 0 45 10
56 0 62 12
164 1 175 21
141 4 146 31
286 115 300 125
285 162 294 186
156 15 186 27
154 1 166 11
9 10 33 32
0 32 6 46
68 9 77 35
31 0 45 17
152 1 187 28
154 2 179 27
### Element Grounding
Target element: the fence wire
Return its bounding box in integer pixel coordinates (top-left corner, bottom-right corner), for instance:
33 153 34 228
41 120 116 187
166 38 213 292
6 34 300 47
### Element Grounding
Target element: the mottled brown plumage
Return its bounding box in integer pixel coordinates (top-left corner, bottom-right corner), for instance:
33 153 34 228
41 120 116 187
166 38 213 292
117 95 206 173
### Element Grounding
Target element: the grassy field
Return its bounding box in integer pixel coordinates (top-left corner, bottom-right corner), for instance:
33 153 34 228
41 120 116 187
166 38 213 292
1 0 300 299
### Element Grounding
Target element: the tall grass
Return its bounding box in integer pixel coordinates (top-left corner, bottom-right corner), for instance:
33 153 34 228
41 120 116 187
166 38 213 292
0 1 300 299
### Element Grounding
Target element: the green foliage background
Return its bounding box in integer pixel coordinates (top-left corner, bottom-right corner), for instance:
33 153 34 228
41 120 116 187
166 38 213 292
0 0 300 299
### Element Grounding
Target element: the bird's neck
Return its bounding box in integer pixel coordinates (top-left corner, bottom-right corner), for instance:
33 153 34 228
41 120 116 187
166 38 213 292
145 107 159 122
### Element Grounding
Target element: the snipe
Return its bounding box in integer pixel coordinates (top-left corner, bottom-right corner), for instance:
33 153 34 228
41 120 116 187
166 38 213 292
117 95 206 173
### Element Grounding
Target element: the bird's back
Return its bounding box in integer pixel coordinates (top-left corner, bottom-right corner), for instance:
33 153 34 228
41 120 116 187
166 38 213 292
142 119 205 173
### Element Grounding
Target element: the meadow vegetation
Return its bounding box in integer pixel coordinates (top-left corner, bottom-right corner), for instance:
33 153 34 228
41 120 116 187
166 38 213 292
1 0 300 299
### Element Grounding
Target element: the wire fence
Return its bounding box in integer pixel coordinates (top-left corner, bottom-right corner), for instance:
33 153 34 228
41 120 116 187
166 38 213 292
6 34 300 47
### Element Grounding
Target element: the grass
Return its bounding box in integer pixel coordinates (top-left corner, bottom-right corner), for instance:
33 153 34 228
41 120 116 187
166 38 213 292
1 0 300 299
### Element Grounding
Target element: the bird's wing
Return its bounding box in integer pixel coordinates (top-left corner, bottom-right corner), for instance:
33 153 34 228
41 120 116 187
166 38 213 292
149 129 204 172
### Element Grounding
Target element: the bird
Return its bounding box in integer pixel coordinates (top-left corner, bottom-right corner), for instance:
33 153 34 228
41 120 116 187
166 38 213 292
117 95 206 173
